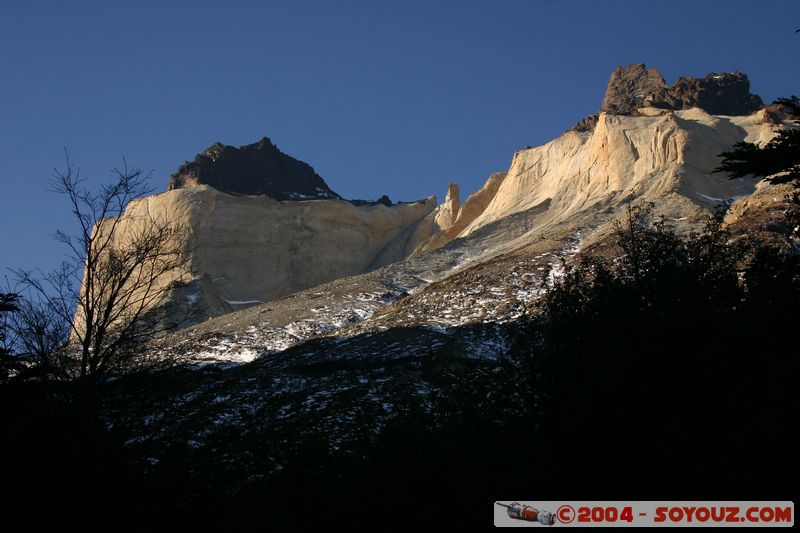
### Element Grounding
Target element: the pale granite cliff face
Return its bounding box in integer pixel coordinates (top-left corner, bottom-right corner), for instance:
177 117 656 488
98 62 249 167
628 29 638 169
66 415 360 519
110 186 436 323
411 173 507 256
413 106 783 257
457 107 779 241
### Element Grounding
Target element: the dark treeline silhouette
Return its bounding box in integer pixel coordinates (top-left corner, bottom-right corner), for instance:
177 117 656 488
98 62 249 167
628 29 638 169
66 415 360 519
519 203 798 498
0 293 20 382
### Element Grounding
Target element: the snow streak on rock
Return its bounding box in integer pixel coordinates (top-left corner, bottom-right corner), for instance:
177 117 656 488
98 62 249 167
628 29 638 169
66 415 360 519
154 232 586 367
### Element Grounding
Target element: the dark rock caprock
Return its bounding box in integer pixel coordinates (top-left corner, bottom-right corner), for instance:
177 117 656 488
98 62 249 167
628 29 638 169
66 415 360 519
168 137 341 200
573 64 765 132
600 64 670 115
600 63 764 116
664 71 764 115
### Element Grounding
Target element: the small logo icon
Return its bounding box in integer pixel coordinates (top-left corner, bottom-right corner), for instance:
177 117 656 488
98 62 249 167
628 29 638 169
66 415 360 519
557 504 576 524
495 502 556 525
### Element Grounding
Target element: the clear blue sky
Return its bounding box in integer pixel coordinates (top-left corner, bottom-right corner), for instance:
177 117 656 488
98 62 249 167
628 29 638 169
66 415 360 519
2 0 799 274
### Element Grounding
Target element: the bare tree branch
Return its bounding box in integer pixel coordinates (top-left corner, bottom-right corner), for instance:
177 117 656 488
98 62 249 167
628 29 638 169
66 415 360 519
14 153 190 386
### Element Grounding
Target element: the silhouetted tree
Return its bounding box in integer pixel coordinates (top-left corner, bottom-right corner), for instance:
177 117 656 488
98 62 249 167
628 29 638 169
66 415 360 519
774 95 800 110
15 154 190 388
714 124 800 185
6 290 71 380
518 203 798 494
715 112 800 238
0 293 20 382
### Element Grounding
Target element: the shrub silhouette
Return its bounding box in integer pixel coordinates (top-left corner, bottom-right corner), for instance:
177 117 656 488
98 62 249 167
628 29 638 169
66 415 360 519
520 204 798 495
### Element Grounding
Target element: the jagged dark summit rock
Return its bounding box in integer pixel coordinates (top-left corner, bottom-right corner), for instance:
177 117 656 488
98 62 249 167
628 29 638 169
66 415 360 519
573 64 765 132
600 64 763 116
665 71 764 115
600 64 669 115
168 137 341 200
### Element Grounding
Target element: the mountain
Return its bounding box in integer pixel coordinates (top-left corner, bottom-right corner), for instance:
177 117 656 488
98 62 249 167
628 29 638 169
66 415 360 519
85 62 796 418
149 103 788 364
90 64 794 335
168 137 340 200
47 64 800 526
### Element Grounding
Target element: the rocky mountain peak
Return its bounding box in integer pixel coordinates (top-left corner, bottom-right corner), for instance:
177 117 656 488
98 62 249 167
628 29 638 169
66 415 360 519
572 64 765 132
600 63 764 116
600 63 669 115
168 137 341 200
666 71 764 115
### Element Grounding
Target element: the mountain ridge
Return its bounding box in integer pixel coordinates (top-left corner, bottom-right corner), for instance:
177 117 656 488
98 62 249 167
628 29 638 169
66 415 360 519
87 64 796 337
